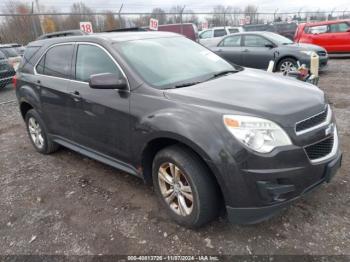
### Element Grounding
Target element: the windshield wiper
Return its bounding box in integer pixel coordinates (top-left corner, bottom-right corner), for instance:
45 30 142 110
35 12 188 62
206 70 239 81
174 81 202 88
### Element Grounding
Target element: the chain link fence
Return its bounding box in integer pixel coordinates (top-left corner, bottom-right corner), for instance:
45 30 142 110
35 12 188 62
0 10 349 45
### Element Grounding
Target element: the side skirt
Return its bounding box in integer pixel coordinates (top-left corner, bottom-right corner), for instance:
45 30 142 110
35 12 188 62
51 135 141 178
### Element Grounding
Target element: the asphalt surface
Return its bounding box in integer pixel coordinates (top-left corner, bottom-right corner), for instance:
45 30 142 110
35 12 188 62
0 59 349 256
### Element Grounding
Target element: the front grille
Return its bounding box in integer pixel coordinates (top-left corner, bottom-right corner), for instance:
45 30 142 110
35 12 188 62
304 136 334 160
317 51 327 56
296 107 328 133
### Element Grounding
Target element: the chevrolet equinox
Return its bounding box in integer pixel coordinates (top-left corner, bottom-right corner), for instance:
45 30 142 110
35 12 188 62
15 32 342 228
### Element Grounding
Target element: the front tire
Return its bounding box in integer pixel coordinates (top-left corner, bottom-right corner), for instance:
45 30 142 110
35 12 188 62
25 109 59 154
152 145 220 228
277 58 298 73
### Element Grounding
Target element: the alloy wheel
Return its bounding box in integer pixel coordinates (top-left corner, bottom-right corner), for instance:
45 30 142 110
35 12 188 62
280 61 297 73
158 162 194 216
28 117 44 149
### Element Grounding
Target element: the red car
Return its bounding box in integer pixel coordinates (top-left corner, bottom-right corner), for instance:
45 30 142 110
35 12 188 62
294 20 350 54
158 23 199 42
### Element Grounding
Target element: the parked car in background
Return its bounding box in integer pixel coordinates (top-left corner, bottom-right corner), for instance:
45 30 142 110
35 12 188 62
294 20 350 54
0 50 16 88
243 22 298 40
37 30 88 40
0 45 22 71
199 26 244 47
158 23 199 42
7 43 26 56
211 32 328 73
15 31 341 228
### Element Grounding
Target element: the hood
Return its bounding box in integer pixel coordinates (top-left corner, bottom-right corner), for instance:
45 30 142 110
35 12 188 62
164 68 326 127
285 43 326 52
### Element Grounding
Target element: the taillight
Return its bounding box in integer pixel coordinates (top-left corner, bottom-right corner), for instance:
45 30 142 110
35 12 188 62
12 75 17 89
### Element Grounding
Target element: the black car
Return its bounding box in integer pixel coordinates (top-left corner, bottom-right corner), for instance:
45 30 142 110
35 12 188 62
243 22 298 40
15 32 342 228
0 50 16 88
211 32 328 73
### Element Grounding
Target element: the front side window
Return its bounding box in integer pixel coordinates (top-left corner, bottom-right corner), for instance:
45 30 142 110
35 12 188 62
307 25 328 34
116 37 235 89
199 30 212 39
214 29 227 37
244 35 272 47
37 44 74 78
219 35 241 47
75 44 121 82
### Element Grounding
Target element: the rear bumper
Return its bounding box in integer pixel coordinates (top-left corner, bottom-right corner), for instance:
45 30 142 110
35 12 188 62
226 152 342 224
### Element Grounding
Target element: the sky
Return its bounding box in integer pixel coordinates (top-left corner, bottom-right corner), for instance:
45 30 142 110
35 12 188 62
2 0 350 13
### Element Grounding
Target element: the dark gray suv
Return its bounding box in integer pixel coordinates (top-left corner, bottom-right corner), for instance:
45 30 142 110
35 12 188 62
15 32 342 228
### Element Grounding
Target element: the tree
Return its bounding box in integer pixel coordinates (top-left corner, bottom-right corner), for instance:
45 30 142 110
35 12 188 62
62 2 96 31
151 8 166 25
104 11 120 31
244 5 258 24
167 5 184 24
0 0 40 44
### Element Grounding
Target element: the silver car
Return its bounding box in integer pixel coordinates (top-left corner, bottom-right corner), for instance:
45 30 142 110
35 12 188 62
210 31 328 73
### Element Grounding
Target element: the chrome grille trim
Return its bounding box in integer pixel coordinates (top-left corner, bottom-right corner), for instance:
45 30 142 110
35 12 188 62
295 105 332 135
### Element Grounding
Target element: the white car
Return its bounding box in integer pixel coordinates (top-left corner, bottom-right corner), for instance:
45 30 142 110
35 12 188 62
199 26 244 47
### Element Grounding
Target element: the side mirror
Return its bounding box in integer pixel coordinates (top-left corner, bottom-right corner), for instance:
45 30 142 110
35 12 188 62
265 44 274 49
347 29 350 33
89 73 127 90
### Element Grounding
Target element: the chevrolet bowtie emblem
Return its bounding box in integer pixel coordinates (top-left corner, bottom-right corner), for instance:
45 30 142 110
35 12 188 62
325 123 335 136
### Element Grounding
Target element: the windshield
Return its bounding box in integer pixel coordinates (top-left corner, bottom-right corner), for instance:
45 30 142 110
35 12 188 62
267 33 293 45
116 37 236 89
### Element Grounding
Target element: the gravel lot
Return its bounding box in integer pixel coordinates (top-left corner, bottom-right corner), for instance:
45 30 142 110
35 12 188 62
0 59 349 256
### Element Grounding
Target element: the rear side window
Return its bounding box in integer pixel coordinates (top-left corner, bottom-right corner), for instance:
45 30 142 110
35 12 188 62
75 44 121 82
36 44 74 78
219 35 241 47
244 35 272 47
214 29 227 37
228 29 239 34
329 22 350 33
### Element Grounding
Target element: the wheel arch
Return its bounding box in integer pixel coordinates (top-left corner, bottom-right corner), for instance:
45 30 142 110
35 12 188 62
19 101 34 119
140 135 225 205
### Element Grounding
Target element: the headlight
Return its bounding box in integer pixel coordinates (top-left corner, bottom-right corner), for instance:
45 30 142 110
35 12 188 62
300 50 314 56
223 115 292 153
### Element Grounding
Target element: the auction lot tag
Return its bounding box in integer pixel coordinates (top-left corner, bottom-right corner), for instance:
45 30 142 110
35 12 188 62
149 18 159 31
80 22 94 34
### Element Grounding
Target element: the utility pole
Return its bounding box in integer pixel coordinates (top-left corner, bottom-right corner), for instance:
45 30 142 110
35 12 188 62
118 4 123 29
273 8 278 22
31 1 38 39
180 5 186 35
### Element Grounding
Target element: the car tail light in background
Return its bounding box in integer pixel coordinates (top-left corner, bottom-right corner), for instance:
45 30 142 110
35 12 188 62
12 75 17 89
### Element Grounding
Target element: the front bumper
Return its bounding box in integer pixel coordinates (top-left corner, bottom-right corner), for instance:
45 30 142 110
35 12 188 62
299 55 328 70
226 149 342 224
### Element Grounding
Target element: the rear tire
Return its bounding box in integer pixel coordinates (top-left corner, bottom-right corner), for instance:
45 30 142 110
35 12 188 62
25 109 59 154
152 145 220 228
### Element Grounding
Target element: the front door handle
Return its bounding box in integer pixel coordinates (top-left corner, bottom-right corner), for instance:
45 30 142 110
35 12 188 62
70 91 81 101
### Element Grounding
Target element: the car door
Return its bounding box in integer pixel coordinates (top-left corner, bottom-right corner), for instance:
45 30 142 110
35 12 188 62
35 43 74 139
241 34 275 69
304 25 330 51
67 43 130 161
328 22 350 53
212 35 243 65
